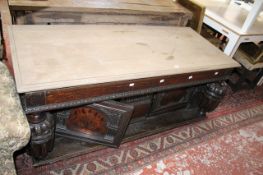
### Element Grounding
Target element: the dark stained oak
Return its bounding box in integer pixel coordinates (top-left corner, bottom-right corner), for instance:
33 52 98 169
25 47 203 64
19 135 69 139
21 69 231 113
46 69 229 103
66 107 108 135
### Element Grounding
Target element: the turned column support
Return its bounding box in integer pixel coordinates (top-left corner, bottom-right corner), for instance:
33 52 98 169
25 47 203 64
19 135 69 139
189 82 227 117
27 113 55 159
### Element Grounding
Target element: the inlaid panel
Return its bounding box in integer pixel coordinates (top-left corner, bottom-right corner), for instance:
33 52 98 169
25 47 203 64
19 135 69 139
56 101 134 147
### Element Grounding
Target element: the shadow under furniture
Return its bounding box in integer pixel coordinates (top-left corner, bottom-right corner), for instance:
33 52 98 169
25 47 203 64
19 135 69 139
228 42 263 91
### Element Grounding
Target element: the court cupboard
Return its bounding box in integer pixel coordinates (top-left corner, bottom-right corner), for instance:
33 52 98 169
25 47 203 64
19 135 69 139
5 0 240 163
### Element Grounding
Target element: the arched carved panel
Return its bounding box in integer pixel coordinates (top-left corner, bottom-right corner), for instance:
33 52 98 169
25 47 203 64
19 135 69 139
56 101 134 147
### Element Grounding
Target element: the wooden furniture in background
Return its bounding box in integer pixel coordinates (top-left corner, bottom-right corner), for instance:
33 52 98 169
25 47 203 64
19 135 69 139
177 0 205 33
228 44 263 91
8 0 192 26
237 42 263 65
199 0 263 89
199 0 263 57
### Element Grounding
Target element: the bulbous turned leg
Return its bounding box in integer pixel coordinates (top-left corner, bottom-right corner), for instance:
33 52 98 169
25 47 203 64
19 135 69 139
200 82 227 113
27 113 55 159
189 82 227 117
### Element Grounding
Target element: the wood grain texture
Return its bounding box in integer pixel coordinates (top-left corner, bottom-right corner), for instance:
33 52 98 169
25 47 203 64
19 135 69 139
121 95 153 120
151 88 187 114
13 11 189 25
9 25 240 93
67 107 108 135
21 69 231 113
45 70 228 104
177 0 205 33
9 0 191 14
9 0 192 25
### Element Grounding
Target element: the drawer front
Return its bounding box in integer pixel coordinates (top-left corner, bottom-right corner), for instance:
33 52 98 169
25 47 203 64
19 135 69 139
46 69 228 104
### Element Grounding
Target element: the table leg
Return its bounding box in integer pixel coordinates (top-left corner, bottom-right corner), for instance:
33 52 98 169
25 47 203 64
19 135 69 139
224 34 240 57
188 82 227 117
27 113 55 159
241 0 263 33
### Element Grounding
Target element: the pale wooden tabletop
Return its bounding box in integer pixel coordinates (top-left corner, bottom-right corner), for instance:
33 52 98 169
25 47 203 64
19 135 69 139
9 25 240 93
8 0 190 14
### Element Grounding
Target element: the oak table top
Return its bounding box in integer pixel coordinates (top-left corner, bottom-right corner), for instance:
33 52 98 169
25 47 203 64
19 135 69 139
9 25 240 93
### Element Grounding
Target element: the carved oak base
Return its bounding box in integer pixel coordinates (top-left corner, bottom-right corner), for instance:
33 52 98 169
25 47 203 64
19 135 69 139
25 82 227 160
